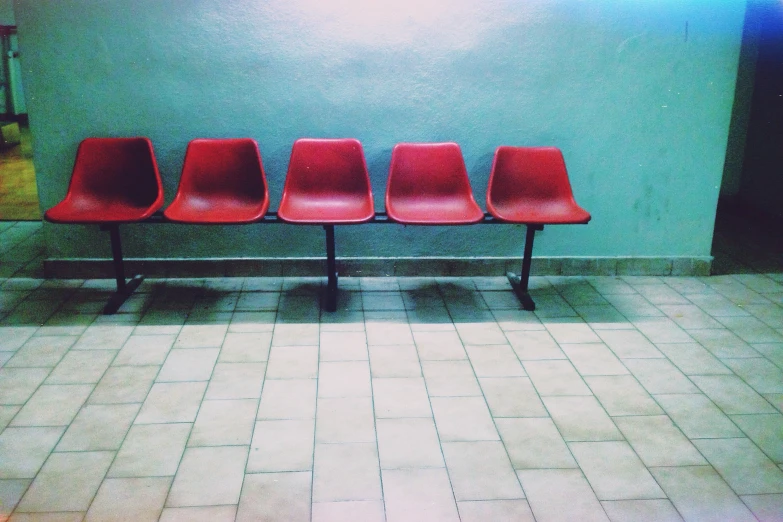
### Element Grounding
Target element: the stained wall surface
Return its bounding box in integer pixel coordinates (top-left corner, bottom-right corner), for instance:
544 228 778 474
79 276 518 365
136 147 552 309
14 0 746 260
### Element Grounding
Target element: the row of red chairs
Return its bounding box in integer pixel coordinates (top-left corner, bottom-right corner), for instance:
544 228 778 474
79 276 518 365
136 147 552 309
45 137 590 313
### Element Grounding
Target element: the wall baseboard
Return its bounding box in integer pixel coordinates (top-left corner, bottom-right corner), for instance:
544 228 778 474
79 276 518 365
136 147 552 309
43 256 713 279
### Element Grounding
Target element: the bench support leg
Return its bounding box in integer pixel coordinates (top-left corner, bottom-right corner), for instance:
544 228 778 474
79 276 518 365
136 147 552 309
507 224 542 311
324 224 338 312
102 224 143 315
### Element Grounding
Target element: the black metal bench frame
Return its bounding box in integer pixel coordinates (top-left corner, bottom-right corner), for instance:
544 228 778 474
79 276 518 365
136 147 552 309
96 212 545 314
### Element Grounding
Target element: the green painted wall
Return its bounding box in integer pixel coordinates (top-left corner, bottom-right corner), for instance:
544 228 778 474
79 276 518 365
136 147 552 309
15 0 745 260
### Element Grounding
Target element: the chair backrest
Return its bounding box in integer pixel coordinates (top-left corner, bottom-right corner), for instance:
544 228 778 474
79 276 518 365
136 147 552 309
488 146 578 206
68 137 163 208
176 138 267 202
282 138 372 198
386 142 476 201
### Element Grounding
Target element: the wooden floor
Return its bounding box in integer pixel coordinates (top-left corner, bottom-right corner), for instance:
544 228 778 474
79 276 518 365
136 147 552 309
0 123 40 220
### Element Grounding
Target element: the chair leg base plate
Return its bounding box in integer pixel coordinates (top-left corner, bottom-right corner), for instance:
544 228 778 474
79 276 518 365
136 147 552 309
103 275 144 315
507 272 536 311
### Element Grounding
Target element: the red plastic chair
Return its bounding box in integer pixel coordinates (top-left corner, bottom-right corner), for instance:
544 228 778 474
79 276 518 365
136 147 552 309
486 146 591 310
44 137 164 314
278 138 375 311
385 142 484 225
278 138 374 224
164 139 269 224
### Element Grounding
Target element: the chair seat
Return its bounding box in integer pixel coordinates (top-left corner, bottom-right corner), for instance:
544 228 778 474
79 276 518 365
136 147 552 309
278 138 375 225
386 195 484 225
488 199 591 225
277 193 374 224
164 194 269 224
45 196 160 224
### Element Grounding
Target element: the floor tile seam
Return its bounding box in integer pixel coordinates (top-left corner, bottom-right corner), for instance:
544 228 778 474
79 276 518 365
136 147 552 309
445 294 542 505
404 285 465 517
3 358 56 430
158 345 237 514
303 317 323 522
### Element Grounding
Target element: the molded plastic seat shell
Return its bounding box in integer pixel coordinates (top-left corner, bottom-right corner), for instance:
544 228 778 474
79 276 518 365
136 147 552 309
278 138 374 224
164 138 269 224
385 142 484 225
487 146 591 225
45 137 164 224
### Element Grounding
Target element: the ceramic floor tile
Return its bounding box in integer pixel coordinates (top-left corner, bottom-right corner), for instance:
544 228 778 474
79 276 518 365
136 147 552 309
44 350 115 384
0 426 65 479
72 325 134 351
265 345 318 379
5 336 76 368
517 469 609 522
236 472 311 522
490 310 544 332
319 331 367 361
596 330 663 359
658 304 724 329
174 324 228 349
188 398 257 446
543 396 623 442
421 361 482 397
623 359 699 395
614 415 705 467
311 500 385 522
156 348 219 382
108 422 191 477
544 321 602 344
739 493 783 522
457 499 535 522
11 384 92 427
561 343 629 376
318 361 371 398
312 442 381 502
722 357 783 394
167 446 248 507
569 441 665 500
454 322 508 346
247 419 314 472
0 404 18 431
382 468 460 522
56 403 140 451
316 397 376 443
523 360 592 396
753 342 783 370
479 377 548 417
655 343 732 375
693 438 783 495
218 331 272 362
505 330 566 360
159 505 237 522
372 378 432 418
0 368 51 405
632 317 694 344
16 451 114 512
365 317 414 346
412 330 467 361
113 334 175 366
257 378 316 419
88 365 158 404
651 466 757 522
133 382 205 426
442 441 523 501
600 499 683 522
84 476 171 522
717 316 783 344
376 417 444 469
430 396 499 442
688 328 761 359
584 375 663 416
654 393 743 439
204 362 265 399
0 479 31 519
368 345 421 377
495 417 576 469
228 312 276 334
0 326 37 351
691 374 777 414
464 344 526 377
730 413 783 463
272 324 320 346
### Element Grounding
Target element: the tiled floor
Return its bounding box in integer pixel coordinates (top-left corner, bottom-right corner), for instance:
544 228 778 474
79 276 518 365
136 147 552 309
1 223 783 521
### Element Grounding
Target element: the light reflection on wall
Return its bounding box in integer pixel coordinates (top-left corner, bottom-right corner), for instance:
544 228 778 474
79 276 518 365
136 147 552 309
266 0 526 50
